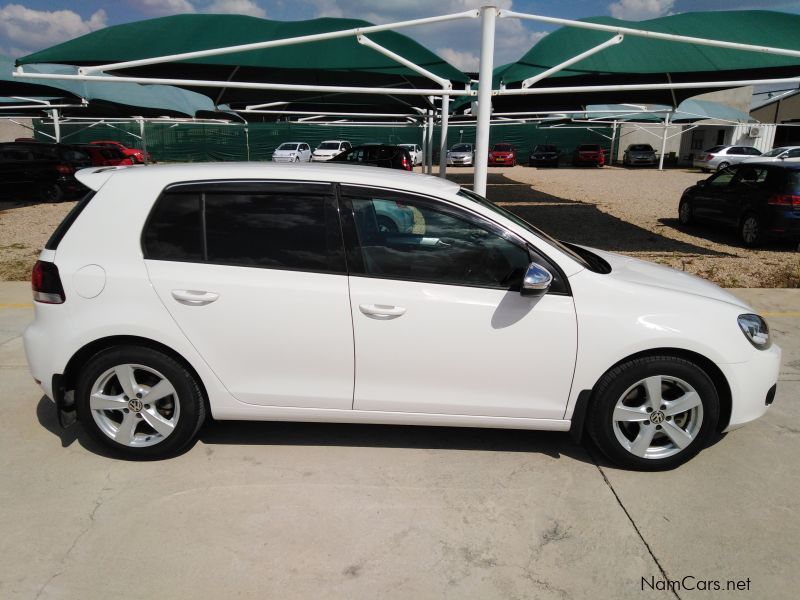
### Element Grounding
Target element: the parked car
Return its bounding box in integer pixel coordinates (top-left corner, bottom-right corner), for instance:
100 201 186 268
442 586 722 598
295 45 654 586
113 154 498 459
488 143 516 166
90 140 150 164
329 144 412 170
0 142 91 202
623 144 657 167
311 140 351 162
679 162 800 247
693 145 762 172
529 144 559 167
25 162 780 470
447 143 474 166
742 146 800 164
272 142 312 163
398 144 423 166
573 144 605 167
77 144 135 167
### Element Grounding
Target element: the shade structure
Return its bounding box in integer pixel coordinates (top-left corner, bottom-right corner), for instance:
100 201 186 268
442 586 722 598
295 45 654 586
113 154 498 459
581 99 755 123
493 10 800 110
16 14 471 114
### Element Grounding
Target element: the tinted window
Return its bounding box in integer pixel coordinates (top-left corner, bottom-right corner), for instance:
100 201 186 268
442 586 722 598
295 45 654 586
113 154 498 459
451 144 472 152
318 142 340 149
142 193 204 261
706 146 725 154
493 144 513 151
629 144 653 151
534 145 557 152
788 171 800 194
578 145 601 151
734 166 769 187
345 189 530 289
727 147 744 155
707 169 736 187
788 149 800 158
743 147 762 156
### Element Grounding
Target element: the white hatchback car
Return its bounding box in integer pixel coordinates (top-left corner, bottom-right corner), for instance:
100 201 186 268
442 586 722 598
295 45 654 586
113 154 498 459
311 140 351 162
271 142 311 163
24 163 780 469
398 144 423 166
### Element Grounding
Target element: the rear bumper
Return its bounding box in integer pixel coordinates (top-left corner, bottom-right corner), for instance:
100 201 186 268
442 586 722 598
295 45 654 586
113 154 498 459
766 208 800 238
720 343 781 431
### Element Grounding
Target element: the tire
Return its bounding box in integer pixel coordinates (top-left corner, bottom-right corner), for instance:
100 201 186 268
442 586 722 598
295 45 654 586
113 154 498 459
717 161 730 172
586 355 719 471
377 215 398 233
76 346 206 459
40 183 63 203
294 156 300 163
740 213 763 248
678 198 694 225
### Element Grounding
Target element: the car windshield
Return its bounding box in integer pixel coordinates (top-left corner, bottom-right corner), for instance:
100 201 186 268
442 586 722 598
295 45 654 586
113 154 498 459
451 144 472 152
493 144 513 151
277 143 299 151
629 144 653 151
760 147 788 157
578 145 601 152
457 188 596 272
318 142 340 150
534 145 556 152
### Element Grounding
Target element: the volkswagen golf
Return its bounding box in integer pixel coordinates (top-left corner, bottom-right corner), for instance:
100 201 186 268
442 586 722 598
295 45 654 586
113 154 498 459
24 163 780 470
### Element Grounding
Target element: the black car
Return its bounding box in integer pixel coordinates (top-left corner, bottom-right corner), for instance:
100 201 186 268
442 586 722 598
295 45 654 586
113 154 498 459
0 142 91 202
529 144 559 167
330 144 412 171
678 162 800 247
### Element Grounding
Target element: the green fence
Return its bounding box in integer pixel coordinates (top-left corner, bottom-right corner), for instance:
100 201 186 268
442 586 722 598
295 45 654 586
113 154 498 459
34 120 618 164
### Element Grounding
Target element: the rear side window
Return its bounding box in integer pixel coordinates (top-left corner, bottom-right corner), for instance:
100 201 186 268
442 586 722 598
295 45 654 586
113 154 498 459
142 184 345 274
706 146 725 153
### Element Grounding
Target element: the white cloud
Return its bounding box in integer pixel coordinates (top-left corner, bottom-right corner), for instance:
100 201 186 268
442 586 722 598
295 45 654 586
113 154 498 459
609 0 674 20
131 0 197 16
437 47 479 71
205 0 267 17
0 3 107 54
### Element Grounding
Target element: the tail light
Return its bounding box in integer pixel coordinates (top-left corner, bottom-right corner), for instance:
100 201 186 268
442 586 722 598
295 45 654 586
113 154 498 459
768 194 800 208
706 154 714 161
401 155 411 171
55 163 74 174
31 261 65 304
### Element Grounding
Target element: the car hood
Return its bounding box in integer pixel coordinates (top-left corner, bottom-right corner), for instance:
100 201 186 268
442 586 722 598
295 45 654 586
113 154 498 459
581 247 752 310
314 149 339 155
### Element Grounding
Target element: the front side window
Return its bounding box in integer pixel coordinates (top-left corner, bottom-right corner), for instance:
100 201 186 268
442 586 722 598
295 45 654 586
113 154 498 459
342 187 530 290
707 168 737 187
143 184 345 274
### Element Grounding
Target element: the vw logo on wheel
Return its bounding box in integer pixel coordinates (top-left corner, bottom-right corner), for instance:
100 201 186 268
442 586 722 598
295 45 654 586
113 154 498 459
128 398 144 413
650 410 666 425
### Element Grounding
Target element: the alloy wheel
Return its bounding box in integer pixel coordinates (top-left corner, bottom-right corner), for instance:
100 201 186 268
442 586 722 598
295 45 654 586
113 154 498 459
742 216 760 246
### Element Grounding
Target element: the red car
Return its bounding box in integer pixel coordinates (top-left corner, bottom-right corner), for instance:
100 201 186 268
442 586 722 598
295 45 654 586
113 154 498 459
77 144 135 167
488 143 517 166
572 144 605 167
90 140 151 163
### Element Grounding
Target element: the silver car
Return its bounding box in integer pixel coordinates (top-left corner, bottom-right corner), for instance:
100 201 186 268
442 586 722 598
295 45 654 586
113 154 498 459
693 145 762 172
447 143 474 166
623 143 657 166
742 146 800 164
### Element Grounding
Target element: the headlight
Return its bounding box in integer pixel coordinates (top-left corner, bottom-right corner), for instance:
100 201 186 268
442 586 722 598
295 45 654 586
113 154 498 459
738 314 771 349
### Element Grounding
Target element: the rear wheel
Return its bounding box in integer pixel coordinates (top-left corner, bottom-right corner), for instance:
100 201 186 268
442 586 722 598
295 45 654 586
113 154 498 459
40 183 63 203
587 356 719 470
740 213 763 247
717 161 730 171
76 346 206 459
678 199 694 225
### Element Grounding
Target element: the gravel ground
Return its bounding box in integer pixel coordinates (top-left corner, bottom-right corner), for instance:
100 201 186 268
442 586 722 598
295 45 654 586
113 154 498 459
1 166 798 287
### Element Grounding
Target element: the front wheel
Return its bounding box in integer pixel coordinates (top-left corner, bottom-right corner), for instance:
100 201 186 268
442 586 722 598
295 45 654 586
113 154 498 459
678 199 694 225
586 356 719 470
740 213 763 247
76 346 206 459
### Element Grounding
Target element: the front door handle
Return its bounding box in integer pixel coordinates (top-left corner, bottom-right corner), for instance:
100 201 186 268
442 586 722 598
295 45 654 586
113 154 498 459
358 304 406 319
171 289 219 306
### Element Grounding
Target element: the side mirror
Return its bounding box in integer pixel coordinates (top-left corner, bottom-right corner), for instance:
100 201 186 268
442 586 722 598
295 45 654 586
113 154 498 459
521 262 553 297
696 180 707 188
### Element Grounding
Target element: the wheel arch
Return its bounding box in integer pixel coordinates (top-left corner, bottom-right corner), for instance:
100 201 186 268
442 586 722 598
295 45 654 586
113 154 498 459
63 335 210 416
575 347 732 436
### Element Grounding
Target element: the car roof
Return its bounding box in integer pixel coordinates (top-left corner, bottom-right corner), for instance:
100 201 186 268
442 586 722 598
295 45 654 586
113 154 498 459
76 161 461 195
736 161 800 170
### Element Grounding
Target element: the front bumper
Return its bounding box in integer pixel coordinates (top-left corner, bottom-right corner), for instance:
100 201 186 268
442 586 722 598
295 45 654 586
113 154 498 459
311 155 335 162
448 157 473 166
272 156 297 163
720 342 781 431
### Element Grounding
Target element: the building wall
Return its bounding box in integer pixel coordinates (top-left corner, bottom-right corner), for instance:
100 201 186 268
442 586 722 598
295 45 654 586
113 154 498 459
0 118 33 142
751 92 800 124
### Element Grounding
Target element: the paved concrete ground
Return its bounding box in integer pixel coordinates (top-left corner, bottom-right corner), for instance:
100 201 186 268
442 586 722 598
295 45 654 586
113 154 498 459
1 281 798 600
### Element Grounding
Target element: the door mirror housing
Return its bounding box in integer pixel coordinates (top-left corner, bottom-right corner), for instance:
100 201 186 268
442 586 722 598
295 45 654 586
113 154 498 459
521 262 553 297
696 180 707 188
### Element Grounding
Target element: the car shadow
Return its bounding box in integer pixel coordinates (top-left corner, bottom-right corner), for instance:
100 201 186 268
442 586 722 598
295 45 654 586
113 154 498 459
447 172 733 256
659 217 800 252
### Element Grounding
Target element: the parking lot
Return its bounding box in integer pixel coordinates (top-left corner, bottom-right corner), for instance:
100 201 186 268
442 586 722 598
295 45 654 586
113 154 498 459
1 275 799 599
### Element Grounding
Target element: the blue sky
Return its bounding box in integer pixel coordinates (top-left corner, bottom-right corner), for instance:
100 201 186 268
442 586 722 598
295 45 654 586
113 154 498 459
2 0 800 69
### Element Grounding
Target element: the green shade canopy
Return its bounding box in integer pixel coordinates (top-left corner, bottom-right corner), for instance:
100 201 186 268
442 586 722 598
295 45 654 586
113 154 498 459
1 57 217 117
17 14 469 113
493 10 800 110
582 99 755 123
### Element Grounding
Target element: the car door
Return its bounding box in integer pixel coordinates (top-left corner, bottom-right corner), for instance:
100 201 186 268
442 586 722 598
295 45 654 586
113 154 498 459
692 168 737 221
727 165 771 225
340 185 578 420
143 181 355 409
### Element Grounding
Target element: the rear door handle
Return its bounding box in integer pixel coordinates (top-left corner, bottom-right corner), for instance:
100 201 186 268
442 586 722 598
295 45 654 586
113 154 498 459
171 289 219 306
359 304 406 319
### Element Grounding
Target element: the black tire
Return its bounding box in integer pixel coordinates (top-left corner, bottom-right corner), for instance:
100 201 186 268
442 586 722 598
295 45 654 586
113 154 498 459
678 198 694 225
586 355 719 471
377 215 398 233
717 161 730 172
40 183 63 203
739 212 763 248
76 346 206 459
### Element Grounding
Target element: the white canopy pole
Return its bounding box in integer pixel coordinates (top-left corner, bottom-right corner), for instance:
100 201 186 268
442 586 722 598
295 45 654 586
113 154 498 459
50 109 60 143
439 95 450 178
658 111 671 171
425 106 434 173
521 34 623 88
137 117 150 165
474 5 496 197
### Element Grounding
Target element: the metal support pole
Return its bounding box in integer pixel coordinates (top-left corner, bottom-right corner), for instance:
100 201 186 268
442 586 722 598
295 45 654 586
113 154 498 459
244 126 250 161
439 95 450 178
426 108 434 174
610 120 617 166
51 109 60 143
658 111 671 171
474 5 496 197
137 117 150 165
